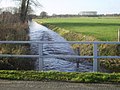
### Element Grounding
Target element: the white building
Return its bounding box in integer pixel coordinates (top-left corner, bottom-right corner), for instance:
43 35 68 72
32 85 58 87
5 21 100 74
79 11 97 16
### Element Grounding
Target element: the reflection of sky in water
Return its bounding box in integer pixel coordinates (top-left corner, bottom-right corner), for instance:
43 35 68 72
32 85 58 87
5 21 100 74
29 21 92 72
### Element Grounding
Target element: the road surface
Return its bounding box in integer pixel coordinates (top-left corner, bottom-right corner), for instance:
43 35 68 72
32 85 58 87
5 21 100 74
0 80 120 90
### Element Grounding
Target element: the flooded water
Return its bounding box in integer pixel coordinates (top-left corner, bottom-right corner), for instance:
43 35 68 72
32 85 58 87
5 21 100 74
29 21 92 72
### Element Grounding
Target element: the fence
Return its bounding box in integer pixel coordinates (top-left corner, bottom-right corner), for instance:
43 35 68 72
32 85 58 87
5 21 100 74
0 41 120 72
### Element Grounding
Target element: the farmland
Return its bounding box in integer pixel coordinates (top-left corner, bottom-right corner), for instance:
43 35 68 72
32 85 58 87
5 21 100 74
36 17 120 41
35 17 120 72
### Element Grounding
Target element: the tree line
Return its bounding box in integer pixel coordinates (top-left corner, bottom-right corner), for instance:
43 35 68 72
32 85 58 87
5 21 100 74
0 0 41 23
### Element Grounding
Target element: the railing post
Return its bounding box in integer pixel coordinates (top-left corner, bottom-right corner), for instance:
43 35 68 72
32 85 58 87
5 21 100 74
76 47 80 68
38 43 43 71
118 29 120 42
93 43 99 72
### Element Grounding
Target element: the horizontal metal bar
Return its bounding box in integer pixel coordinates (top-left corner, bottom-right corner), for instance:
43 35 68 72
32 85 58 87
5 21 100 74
0 54 39 58
43 55 93 58
0 41 120 44
0 54 120 59
44 55 120 59
0 54 93 58
98 56 120 59
0 41 40 44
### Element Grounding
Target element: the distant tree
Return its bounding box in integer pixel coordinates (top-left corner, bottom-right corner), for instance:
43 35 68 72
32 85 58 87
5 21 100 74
0 8 2 14
13 7 20 14
1 7 19 14
0 7 21 23
40 11 48 18
52 13 57 17
27 6 34 15
0 0 41 23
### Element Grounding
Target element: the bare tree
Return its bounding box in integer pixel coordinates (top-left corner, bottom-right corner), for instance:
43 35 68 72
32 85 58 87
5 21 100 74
19 0 41 23
0 7 19 23
0 0 41 23
0 9 1 15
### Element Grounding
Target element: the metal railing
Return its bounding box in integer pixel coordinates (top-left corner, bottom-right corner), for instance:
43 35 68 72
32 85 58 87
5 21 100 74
0 41 120 72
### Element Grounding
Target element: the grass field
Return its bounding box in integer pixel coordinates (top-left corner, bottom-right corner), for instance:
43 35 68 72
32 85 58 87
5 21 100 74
36 17 120 41
36 17 120 72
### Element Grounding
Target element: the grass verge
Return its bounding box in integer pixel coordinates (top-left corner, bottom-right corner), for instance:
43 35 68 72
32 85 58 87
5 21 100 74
0 70 120 83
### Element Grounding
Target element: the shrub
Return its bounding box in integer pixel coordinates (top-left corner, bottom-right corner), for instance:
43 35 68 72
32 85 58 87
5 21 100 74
0 23 34 70
0 70 120 83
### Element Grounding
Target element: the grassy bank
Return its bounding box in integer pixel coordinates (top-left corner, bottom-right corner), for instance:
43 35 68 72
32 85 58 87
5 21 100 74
35 17 120 72
0 70 120 83
0 23 34 70
36 17 120 41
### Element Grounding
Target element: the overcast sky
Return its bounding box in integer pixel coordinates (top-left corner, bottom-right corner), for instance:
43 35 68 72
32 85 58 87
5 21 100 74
0 0 120 15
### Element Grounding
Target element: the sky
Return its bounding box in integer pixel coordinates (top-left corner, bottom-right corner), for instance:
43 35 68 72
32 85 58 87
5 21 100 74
0 0 120 15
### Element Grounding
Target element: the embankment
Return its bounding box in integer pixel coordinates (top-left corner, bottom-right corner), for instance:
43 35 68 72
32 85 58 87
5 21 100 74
40 23 120 72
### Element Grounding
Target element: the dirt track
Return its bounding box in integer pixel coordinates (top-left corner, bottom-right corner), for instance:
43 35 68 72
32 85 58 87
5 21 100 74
0 80 120 90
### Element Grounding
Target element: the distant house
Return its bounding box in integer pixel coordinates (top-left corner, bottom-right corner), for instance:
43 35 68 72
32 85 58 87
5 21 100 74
79 11 97 16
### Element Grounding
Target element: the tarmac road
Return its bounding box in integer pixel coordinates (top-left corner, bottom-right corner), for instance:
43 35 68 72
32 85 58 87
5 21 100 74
0 80 120 90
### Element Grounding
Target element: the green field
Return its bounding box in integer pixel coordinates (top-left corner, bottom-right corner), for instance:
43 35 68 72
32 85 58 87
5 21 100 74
36 17 120 41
